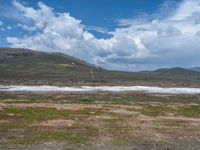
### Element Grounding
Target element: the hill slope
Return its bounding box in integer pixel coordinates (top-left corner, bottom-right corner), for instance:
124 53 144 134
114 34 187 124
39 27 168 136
142 67 200 78
189 67 200 73
0 47 95 70
1 47 200 87
0 47 102 85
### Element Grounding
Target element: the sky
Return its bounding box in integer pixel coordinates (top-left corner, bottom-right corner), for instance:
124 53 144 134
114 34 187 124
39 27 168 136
0 0 200 71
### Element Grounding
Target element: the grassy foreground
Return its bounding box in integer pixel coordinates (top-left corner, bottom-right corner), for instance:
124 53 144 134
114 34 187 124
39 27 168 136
0 92 200 149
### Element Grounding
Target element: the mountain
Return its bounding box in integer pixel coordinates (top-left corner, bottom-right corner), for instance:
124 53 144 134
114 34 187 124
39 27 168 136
142 67 200 78
0 47 95 68
0 47 200 87
139 67 200 87
189 67 200 73
0 47 102 85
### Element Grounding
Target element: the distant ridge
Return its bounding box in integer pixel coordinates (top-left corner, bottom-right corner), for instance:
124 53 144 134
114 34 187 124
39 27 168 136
0 47 200 87
140 67 200 77
189 67 200 73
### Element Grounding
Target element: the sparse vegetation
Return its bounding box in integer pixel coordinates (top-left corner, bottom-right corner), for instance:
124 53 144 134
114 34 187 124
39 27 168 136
1 92 200 149
1 48 200 87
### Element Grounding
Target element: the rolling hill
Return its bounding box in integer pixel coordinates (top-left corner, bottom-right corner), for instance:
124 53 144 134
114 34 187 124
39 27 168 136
1 47 200 87
189 67 200 73
141 67 200 78
0 47 102 85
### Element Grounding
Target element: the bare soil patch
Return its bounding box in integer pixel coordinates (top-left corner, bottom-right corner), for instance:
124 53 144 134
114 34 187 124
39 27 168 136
36 119 75 127
0 102 103 110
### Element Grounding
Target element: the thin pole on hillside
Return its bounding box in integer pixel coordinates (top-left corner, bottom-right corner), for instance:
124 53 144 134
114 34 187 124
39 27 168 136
90 68 95 86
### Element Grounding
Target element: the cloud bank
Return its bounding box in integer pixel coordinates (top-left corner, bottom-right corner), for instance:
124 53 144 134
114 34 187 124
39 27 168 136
6 0 200 71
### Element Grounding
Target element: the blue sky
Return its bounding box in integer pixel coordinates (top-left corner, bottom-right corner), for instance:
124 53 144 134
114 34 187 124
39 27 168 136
0 0 167 40
0 0 200 71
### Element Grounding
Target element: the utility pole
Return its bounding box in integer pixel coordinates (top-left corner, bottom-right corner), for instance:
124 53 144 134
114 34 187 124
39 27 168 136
90 68 95 86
